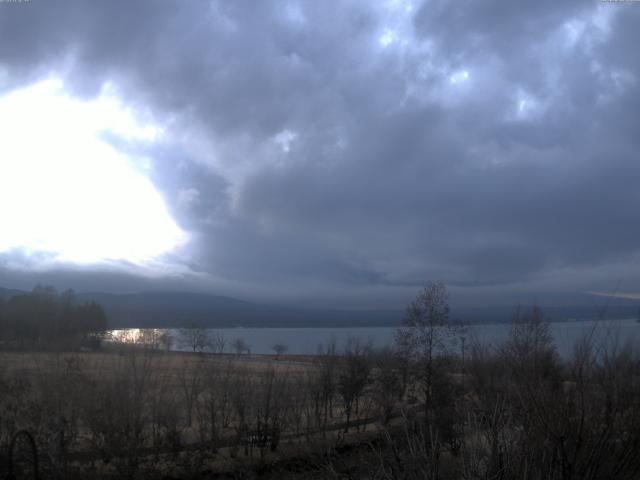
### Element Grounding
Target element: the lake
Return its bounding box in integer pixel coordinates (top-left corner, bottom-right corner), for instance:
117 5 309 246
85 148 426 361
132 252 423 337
110 318 640 357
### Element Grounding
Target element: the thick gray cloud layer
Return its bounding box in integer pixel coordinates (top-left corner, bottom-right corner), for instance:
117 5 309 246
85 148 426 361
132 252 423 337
1 0 639 307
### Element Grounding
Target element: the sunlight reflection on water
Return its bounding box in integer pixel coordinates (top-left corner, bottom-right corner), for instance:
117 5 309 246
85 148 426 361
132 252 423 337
107 319 640 357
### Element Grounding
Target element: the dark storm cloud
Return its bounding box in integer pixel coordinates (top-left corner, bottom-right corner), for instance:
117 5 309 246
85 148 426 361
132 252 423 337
1 0 639 306
414 0 589 58
0 263 210 295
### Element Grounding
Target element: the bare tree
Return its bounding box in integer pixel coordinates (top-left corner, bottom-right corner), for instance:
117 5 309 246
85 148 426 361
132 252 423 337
253 367 289 456
337 338 372 432
210 332 226 354
316 338 338 435
271 343 288 360
501 304 559 381
371 347 403 425
232 337 249 356
196 358 235 450
179 324 211 353
136 329 172 352
158 330 174 351
395 282 456 423
177 357 204 428
83 347 157 479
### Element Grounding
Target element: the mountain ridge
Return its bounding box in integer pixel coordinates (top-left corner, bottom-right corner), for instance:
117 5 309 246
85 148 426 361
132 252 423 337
1 287 639 328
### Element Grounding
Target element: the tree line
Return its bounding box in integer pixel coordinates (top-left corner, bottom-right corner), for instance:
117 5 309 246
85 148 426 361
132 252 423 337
0 285 108 349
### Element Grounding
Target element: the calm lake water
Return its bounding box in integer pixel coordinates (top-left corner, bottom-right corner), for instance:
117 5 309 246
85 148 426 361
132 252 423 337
110 318 640 357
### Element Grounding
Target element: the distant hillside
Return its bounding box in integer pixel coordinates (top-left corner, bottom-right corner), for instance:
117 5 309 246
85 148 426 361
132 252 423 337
1 287 639 328
75 291 402 328
452 303 640 324
0 287 24 299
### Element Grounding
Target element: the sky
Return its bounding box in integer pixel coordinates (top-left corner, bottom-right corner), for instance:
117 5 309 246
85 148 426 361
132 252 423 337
0 0 639 309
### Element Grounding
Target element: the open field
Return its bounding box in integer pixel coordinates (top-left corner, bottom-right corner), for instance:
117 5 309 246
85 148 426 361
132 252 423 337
0 349 314 377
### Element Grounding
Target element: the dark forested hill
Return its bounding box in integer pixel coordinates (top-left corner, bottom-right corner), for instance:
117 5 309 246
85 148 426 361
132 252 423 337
74 291 402 328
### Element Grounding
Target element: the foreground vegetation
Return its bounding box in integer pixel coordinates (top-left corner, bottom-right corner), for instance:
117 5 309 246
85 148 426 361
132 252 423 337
2 283 640 479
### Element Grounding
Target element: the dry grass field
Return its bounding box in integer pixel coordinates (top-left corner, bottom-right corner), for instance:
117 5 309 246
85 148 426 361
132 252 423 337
0 346 396 479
